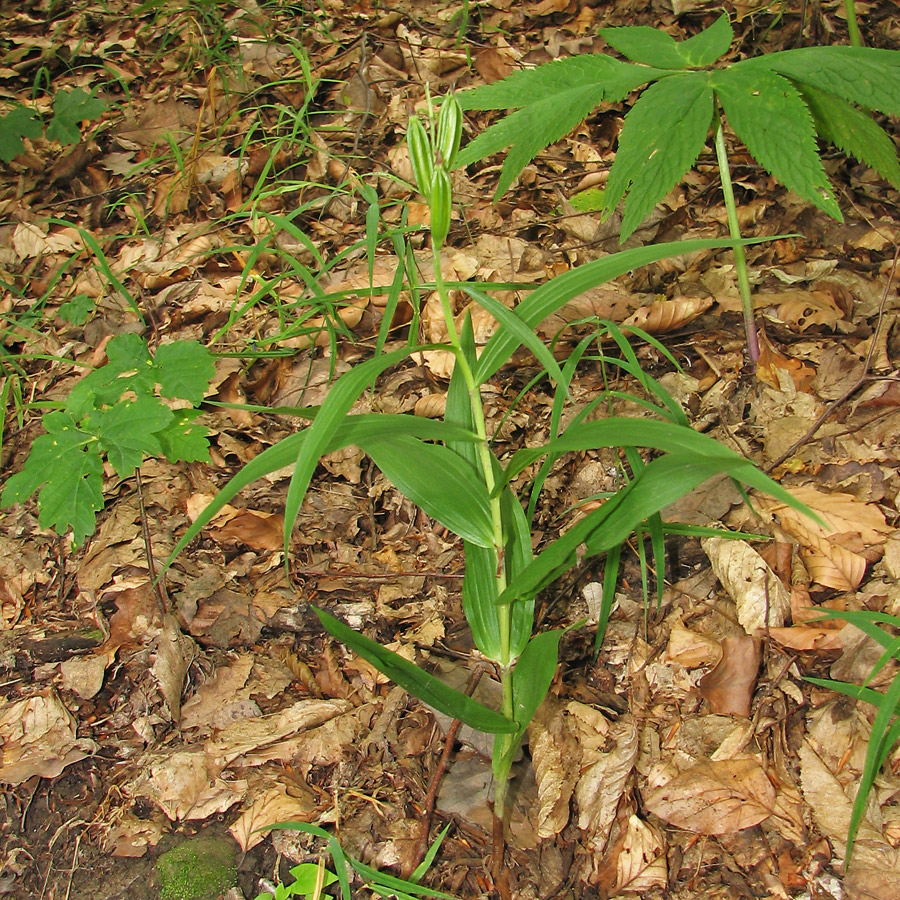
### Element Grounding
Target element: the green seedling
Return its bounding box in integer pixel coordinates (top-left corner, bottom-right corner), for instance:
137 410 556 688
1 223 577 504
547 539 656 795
254 821 455 900
1 333 215 547
806 608 900 862
455 14 900 362
164 95 815 844
0 89 106 164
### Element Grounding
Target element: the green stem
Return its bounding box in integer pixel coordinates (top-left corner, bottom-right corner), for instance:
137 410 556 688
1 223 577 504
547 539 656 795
714 110 759 364
433 246 514 817
844 0 862 46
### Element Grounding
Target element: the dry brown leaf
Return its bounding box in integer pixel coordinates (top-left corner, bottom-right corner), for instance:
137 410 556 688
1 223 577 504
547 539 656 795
622 295 713 333
756 329 816 392
764 486 890 590
609 815 668 894
229 782 320 851
529 699 582 838
761 289 845 331
697 636 760 716
0 690 99 785
702 537 791 633
208 509 285 551
153 613 198 723
643 757 776 834
665 623 723 668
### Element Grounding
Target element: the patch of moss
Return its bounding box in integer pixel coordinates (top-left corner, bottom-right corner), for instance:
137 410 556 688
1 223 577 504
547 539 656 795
156 835 237 900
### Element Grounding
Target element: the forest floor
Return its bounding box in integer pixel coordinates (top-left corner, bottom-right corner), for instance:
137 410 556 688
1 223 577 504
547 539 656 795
1 0 900 899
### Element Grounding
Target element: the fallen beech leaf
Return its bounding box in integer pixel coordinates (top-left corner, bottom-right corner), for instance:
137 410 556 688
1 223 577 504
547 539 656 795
208 508 285 550
229 782 320 851
702 537 790 633
665 623 722 669
763 289 845 331
622 295 713 333
643 757 775 833
0 690 98 785
611 815 668 894
756 329 816 392
697 636 760 716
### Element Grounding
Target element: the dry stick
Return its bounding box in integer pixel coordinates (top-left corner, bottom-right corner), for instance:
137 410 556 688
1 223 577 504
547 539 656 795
135 470 170 616
405 665 486 878
765 244 899 474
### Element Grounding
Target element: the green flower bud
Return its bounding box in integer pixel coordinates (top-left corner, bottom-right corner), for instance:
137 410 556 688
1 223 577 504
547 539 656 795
436 95 463 169
430 166 452 248
406 115 434 197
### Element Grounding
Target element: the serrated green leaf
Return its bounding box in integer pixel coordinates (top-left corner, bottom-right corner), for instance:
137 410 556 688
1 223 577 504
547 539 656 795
46 89 106 145
742 46 900 117
601 15 732 69
456 55 668 198
156 410 210 463
1 412 93 505
314 607 517 734
57 294 94 324
604 72 714 240
154 340 216 403
796 82 900 189
712 66 842 221
0 106 43 163
364 435 495 547
36 451 104 547
89 394 172 477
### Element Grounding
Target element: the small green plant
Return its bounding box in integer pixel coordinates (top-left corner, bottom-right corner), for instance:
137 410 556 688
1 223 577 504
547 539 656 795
254 821 454 900
806 608 900 862
454 14 900 361
164 95 815 841
0 88 106 163
1 333 215 546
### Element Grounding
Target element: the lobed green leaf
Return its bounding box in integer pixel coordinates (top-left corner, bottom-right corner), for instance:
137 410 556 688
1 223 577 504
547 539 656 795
601 13 732 69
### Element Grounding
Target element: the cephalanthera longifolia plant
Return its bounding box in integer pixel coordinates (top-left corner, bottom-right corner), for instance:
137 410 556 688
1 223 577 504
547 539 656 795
454 14 900 362
164 96 813 826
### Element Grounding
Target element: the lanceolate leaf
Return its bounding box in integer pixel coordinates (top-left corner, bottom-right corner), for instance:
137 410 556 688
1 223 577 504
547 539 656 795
601 13 732 69
712 66 842 221
741 46 900 117
314 608 517 734
456 55 668 198
603 72 714 240
474 238 746 383
365 435 495 548
162 413 482 571
501 487 536 660
797 82 900 189
462 541 503 660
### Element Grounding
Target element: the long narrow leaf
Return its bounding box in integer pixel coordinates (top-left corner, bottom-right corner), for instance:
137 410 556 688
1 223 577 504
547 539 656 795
314 608 517 734
474 238 768 382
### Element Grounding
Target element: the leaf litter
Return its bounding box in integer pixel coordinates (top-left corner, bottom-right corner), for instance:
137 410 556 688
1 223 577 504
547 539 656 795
1 1 900 899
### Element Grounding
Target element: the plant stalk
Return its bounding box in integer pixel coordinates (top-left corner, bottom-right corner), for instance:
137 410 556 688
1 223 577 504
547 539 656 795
713 111 759 364
844 0 862 46
433 248 515 820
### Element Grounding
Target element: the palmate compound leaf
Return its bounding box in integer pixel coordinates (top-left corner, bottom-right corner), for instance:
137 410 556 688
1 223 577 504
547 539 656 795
313 607 517 735
600 12 732 69
87 394 172 478
456 54 668 199
603 72 715 241
711 66 842 221
796 82 900 190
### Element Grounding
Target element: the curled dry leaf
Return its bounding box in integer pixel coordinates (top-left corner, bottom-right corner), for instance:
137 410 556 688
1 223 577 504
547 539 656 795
697 636 760 717
643 757 776 834
606 815 668 895
665 622 722 668
763 486 891 590
756 329 816 392
0 690 99 785
413 393 446 418
702 537 791 633
229 781 320 851
622 295 713 334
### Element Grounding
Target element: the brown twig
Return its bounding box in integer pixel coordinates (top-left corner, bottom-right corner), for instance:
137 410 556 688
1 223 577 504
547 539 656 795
135 470 170 616
405 665 485 878
765 244 899 473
